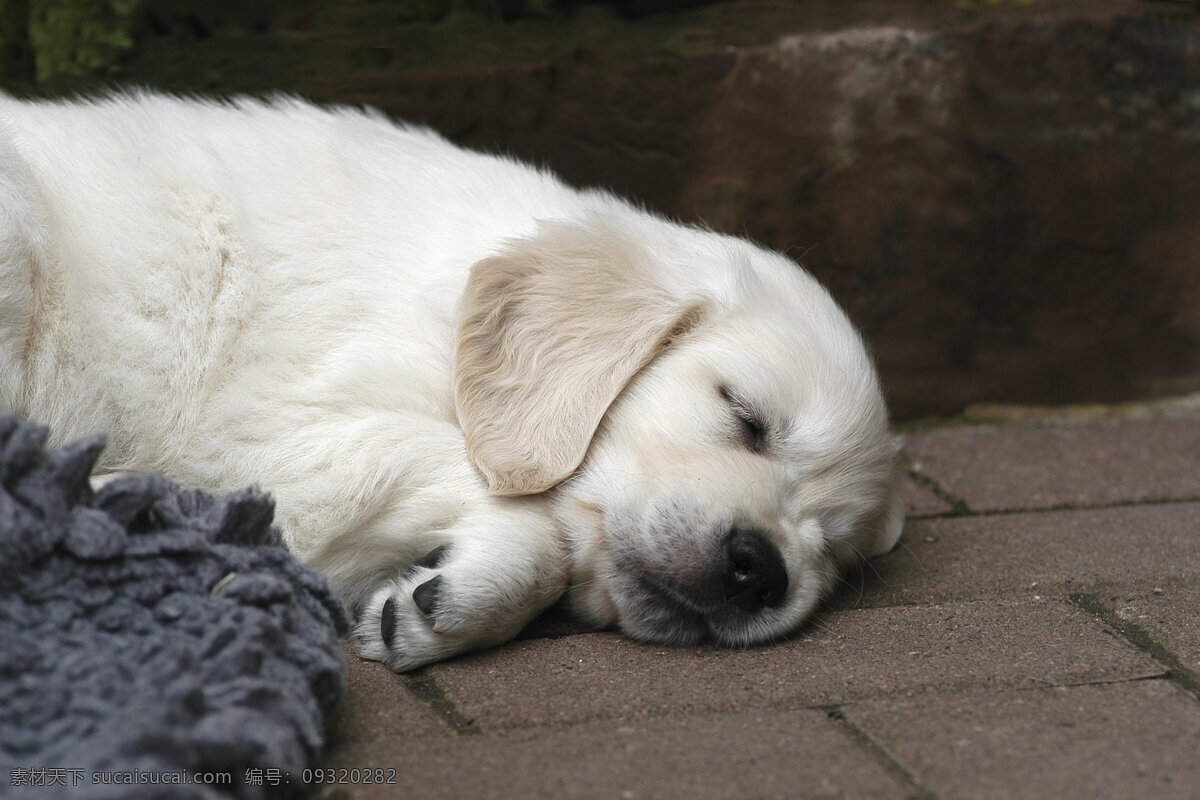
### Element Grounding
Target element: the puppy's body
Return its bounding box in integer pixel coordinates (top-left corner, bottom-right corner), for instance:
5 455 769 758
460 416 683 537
0 94 903 670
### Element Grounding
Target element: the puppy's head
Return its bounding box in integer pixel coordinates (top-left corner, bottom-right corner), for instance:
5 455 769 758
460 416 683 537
455 208 903 646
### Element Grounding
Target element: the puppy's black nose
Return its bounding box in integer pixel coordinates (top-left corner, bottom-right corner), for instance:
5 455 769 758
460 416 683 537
723 529 788 612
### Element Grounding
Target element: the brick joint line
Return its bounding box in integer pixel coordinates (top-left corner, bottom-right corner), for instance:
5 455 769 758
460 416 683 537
400 672 483 736
904 461 972 516
821 705 939 800
907 493 1200 521
1069 592 1200 703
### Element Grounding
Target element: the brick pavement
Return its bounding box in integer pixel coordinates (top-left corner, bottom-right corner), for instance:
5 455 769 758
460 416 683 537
312 406 1200 800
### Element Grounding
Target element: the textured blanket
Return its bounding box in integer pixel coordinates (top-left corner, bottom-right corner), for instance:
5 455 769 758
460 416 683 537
0 417 350 799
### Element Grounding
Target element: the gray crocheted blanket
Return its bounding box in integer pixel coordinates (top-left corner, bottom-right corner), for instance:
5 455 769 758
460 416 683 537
0 417 350 799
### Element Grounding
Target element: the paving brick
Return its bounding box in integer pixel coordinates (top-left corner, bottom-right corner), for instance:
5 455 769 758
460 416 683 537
844 680 1200 800
861 503 1200 607
316 710 908 800
319 647 449 774
905 418 1200 511
424 599 1159 731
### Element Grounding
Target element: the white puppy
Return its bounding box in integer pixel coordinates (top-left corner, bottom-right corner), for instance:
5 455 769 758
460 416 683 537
0 93 903 671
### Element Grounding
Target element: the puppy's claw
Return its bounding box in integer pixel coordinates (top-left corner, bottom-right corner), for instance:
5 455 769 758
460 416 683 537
412 575 443 618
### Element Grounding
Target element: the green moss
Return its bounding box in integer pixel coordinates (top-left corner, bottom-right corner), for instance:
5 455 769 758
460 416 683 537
30 0 145 81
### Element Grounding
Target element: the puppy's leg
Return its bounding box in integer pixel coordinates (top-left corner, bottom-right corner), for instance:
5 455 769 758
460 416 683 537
353 499 566 671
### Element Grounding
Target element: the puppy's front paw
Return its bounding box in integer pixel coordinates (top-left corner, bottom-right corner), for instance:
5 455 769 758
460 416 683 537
351 524 568 672
354 543 544 672
353 545 459 671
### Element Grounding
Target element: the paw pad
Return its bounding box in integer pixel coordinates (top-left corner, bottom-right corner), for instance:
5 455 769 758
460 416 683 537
413 545 450 569
380 596 398 645
412 575 442 617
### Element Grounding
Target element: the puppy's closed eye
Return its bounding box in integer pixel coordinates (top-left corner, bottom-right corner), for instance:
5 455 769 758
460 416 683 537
718 385 767 453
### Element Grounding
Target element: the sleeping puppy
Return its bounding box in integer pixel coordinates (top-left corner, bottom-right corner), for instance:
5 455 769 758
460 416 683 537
0 93 904 671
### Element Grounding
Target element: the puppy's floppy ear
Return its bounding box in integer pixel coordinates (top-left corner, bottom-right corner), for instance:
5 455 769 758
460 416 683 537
455 217 708 496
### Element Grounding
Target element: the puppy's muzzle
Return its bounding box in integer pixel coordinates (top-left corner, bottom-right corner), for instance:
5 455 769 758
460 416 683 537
615 526 793 645
722 529 788 612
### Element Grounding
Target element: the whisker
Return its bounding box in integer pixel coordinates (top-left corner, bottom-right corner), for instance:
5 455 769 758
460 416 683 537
893 538 928 573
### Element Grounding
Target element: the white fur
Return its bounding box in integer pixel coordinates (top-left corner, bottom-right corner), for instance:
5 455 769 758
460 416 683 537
0 93 903 670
